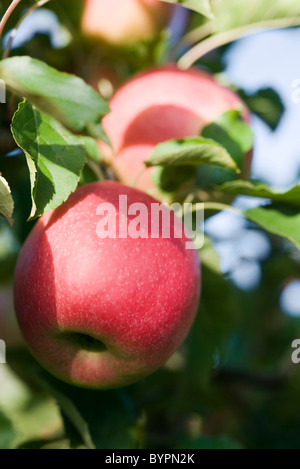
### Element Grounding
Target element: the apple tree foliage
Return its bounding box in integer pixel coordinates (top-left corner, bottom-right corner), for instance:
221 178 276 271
0 0 300 449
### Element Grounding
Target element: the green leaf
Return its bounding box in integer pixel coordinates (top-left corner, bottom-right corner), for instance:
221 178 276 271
201 110 253 167
196 110 253 187
146 137 240 173
11 102 87 219
212 0 300 33
79 136 101 163
216 180 300 207
0 412 16 449
237 88 285 131
0 363 62 449
0 176 14 225
244 204 300 250
0 56 110 139
37 375 95 450
38 373 141 450
152 165 196 194
185 262 239 388
161 0 214 18
179 0 300 69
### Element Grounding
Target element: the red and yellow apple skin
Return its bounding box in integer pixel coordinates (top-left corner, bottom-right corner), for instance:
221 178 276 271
102 65 251 197
14 181 201 389
81 0 173 46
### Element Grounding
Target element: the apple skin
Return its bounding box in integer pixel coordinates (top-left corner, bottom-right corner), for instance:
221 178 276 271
14 181 200 389
81 0 173 46
101 65 251 197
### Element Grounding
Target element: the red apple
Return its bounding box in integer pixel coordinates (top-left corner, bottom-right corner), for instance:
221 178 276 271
101 65 251 197
14 181 200 389
81 0 173 46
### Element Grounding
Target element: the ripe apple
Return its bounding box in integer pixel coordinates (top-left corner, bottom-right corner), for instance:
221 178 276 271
14 181 201 389
81 0 173 46
101 65 251 198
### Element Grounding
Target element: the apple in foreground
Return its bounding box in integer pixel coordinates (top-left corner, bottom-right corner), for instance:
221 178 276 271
81 0 173 46
102 65 251 197
14 181 201 389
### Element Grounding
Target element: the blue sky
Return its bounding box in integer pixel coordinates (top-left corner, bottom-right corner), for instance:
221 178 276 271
226 28 300 187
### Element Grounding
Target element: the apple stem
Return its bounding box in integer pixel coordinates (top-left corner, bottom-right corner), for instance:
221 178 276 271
0 0 22 38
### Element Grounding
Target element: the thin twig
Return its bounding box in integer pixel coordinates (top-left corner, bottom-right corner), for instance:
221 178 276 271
86 159 105 181
3 0 51 59
0 0 22 37
178 17 300 70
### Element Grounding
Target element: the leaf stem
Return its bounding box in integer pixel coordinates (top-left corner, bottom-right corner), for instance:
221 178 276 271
0 0 22 37
178 17 300 70
204 202 242 215
182 21 215 47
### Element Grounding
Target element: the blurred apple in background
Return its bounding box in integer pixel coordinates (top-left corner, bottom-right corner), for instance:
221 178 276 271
81 0 174 46
101 65 251 199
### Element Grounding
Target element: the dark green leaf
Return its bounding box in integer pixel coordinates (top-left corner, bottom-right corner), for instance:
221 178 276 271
37 375 95 450
197 110 253 187
183 261 239 391
201 110 253 168
238 88 284 130
151 165 196 194
38 372 141 450
0 56 110 139
11 102 87 219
